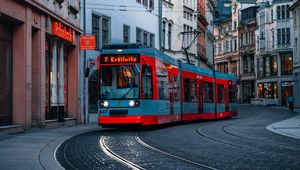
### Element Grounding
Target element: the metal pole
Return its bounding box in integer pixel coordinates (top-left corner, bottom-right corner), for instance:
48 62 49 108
212 22 217 119
159 0 162 50
83 0 87 124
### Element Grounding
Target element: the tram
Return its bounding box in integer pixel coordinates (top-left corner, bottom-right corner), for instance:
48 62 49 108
98 44 238 126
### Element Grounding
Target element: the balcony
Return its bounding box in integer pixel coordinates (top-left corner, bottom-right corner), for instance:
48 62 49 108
68 0 79 15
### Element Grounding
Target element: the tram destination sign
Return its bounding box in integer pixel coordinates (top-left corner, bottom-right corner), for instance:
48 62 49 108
100 54 140 64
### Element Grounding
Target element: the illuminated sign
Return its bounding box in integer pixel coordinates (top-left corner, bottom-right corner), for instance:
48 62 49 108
80 35 96 50
52 21 73 43
100 54 140 64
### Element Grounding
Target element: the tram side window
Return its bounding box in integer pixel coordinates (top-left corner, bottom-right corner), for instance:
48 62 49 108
229 85 237 103
184 78 197 102
217 84 225 103
157 68 168 100
142 64 153 99
204 82 213 103
101 67 112 86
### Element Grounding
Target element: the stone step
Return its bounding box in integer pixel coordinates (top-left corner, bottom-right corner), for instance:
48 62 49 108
0 125 24 134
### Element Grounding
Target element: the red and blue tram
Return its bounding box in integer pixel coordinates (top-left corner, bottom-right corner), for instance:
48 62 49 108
98 44 237 126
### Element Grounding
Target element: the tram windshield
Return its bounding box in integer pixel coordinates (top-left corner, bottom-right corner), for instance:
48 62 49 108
100 65 140 99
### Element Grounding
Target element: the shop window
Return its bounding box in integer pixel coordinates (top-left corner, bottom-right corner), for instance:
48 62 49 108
142 64 153 99
204 82 213 103
257 82 278 99
281 53 293 75
217 84 225 103
184 79 197 102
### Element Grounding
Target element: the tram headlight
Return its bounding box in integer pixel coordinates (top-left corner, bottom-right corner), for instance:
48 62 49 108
100 101 109 107
129 100 135 107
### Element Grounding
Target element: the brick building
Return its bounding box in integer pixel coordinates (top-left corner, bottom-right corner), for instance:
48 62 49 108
0 0 81 130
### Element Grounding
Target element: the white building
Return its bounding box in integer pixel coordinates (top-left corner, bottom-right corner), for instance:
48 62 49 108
162 0 198 65
255 0 294 106
80 0 160 114
290 0 300 108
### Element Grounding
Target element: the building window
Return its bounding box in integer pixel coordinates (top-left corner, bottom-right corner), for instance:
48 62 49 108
265 56 271 77
123 25 130 43
282 28 286 44
287 28 290 44
281 53 293 75
286 5 290 18
257 57 264 78
143 0 148 7
102 17 110 47
136 28 142 43
281 5 285 19
217 62 228 73
168 23 172 50
234 39 237 51
270 55 278 76
149 0 154 10
92 14 100 49
136 27 153 47
150 33 155 47
277 29 281 45
162 21 166 48
272 30 274 47
277 6 280 20
136 0 141 3
143 32 148 46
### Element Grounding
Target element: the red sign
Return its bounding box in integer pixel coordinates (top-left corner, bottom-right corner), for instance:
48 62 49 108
100 54 140 64
52 21 73 43
80 35 96 50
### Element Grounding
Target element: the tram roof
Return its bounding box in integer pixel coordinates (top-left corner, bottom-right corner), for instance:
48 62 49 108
180 62 214 77
101 43 178 66
215 71 237 81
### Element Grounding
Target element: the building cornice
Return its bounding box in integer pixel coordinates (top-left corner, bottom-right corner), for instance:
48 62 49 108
23 0 82 33
290 0 300 11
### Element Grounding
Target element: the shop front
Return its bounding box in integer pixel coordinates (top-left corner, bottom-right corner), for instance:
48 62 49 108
0 20 12 125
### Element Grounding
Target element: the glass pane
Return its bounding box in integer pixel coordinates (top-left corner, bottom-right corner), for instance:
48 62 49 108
100 65 140 99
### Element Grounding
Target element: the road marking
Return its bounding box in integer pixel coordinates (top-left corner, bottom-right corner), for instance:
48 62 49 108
99 136 146 170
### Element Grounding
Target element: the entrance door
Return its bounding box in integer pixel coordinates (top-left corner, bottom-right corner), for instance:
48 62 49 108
281 82 293 106
198 82 203 113
0 22 12 125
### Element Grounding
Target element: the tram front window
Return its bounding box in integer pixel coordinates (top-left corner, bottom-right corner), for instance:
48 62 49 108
100 65 140 99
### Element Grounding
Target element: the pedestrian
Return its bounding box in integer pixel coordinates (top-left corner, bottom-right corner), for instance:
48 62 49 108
288 95 294 113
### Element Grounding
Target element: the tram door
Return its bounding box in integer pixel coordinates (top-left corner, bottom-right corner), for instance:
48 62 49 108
198 81 203 113
225 85 229 112
168 73 175 114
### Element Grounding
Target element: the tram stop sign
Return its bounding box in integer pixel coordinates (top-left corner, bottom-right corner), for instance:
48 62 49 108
80 35 96 50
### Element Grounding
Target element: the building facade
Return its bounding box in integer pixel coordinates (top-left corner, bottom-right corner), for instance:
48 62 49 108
239 6 258 103
197 0 209 67
0 0 81 129
205 0 217 68
290 0 300 108
255 0 294 106
162 0 198 65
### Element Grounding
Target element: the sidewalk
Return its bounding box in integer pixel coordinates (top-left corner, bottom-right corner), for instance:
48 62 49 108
0 113 100 170
266 108 300 140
